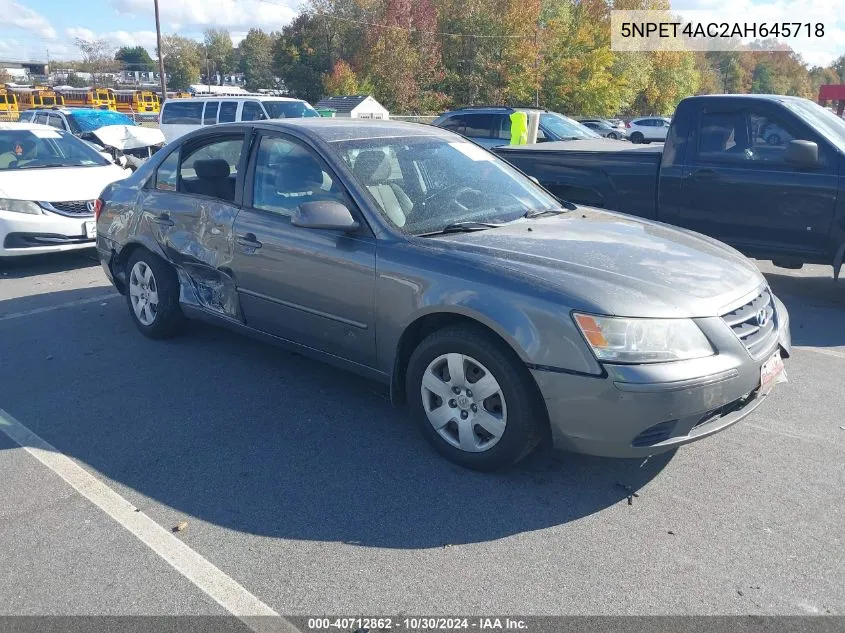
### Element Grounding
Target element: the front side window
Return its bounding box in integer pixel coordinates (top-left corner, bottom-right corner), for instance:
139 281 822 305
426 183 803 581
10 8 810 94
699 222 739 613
439 114 466 133
334 135 560 235
47 114 65 130
698 110 817 166
262 101 320 119
35 113 48 125
161 101 204 124
177 136 245 202
540 113 600 140
252 135 346 216
241 102 266 122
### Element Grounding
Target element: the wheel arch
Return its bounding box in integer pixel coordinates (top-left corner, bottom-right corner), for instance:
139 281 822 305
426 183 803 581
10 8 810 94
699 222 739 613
390 309 538 406
110 237 168 294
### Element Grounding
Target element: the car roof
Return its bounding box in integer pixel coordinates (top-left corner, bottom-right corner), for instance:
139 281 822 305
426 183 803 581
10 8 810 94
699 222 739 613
0 122 57 131
227 118 454 143
163 96 308 103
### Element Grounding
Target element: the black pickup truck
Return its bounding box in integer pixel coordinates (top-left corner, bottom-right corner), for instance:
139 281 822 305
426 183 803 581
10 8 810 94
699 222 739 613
495 94 845 278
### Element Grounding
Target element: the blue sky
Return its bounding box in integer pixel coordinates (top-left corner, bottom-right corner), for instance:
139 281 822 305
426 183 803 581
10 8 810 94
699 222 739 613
1 0 842 67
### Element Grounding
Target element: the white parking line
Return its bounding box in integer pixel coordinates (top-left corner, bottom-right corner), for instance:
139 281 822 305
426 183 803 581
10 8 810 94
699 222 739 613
0 293 121 322
0 408 299 633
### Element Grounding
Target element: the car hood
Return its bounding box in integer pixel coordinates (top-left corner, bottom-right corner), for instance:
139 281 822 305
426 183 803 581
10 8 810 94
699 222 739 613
431 208 764 318
91 125 165 150
0 164 131 202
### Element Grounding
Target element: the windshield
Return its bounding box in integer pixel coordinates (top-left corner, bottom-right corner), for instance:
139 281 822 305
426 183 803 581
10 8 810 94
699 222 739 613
67 110 135 134
263 101 320 119
334 135 562 235
0 128 110 170
781 98 845 153
540 113 601 140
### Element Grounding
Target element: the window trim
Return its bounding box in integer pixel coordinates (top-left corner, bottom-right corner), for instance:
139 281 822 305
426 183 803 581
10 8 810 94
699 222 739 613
242 129 373 237
151 146 180 192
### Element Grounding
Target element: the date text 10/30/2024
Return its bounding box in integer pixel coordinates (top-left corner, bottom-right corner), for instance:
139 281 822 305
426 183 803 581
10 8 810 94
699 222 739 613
306 617 529 630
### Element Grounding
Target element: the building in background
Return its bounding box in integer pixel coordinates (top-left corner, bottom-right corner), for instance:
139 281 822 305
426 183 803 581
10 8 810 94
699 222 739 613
315 95 389 120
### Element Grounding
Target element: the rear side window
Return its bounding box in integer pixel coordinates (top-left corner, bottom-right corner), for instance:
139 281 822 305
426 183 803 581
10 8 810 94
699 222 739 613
203 101 219 125
161 101 204 124
178 136 245 202
241 101 266 122
462 114 495 139
439 114 466 132
35 113 48 125
155 150 179 191
18 111 34 122
219 101 237 123
47 114 65 129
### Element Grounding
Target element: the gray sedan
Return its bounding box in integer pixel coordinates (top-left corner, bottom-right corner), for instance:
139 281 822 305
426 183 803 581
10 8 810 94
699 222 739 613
95 119 791 471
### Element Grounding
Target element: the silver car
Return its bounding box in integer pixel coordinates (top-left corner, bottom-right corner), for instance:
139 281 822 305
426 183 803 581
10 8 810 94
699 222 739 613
95 120 791 471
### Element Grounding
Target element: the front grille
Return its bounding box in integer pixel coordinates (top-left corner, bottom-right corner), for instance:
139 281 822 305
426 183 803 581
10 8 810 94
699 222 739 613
41 200 94 217
721 289 777 359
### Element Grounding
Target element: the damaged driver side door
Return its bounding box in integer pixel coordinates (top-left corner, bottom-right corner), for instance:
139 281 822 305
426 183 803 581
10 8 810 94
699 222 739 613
141 130 248 319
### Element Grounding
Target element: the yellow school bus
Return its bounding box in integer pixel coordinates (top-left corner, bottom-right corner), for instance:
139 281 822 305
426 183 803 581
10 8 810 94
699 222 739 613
0 88 19 118
55 87 116 110
114 89 160 114
9 87 65 109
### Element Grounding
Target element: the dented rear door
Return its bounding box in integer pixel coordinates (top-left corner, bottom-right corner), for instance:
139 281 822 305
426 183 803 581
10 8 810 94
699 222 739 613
140 130 249 320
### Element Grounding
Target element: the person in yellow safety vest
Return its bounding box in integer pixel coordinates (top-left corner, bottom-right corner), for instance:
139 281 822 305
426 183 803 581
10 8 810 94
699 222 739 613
509 110 528 145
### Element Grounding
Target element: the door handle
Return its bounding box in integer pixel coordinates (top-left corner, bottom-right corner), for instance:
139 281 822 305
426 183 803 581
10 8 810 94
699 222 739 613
150 212 174 227
690 169 719 181
236 233 262 250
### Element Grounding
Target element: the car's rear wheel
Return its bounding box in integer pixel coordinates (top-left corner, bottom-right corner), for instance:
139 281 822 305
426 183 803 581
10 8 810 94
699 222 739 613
766 133 781 145
607 131 618 139
630 132 644 144
126 249 184 339
406 326 544 471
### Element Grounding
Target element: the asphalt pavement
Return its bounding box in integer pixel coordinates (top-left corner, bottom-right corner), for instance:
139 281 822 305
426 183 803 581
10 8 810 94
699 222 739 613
0 250 843 619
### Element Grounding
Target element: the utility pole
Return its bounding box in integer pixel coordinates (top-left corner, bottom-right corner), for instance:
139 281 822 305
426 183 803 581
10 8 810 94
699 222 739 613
154 0 167 102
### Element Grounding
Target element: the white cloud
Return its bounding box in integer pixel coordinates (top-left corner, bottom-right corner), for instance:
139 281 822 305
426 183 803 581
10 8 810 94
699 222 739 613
0 0 57 39
64 27 158 53
111 0 298 32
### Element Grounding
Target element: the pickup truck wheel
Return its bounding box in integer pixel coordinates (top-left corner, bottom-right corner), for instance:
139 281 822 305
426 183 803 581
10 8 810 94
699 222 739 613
125 250 184 339
406 326 544 472
630 132 644 144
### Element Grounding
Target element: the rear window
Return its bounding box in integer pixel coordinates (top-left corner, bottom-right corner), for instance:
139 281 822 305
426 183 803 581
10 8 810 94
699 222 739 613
161 101 204 125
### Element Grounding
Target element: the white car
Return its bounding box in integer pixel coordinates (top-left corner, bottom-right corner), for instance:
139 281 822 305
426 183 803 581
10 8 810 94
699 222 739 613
159 96 320 143
626 117 671 144
0 122 130 257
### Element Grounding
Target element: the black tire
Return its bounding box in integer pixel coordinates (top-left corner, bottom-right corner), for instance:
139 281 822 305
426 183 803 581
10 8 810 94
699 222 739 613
630 132 644 144
607 132 618 140
405 325 545 472
125 249 184 339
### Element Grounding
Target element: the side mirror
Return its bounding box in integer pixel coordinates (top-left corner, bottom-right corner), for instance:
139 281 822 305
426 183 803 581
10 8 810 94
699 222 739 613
785 140 818 167
292 200 360 231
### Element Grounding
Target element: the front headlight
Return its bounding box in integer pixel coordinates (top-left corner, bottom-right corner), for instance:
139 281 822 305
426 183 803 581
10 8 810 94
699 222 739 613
573 313 714 363
0 199 42 215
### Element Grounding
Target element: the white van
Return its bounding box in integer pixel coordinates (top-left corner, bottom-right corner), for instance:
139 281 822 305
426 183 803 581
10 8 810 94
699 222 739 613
159 96 321 143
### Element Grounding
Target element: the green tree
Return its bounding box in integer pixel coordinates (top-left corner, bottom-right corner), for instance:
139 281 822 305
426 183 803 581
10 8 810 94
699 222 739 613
323 60 369 96
64 72 89 87
239 29 275 91
159 34 201 90
115 46 155 73
203 29 233 84
832 54 845 82
750 61 775 93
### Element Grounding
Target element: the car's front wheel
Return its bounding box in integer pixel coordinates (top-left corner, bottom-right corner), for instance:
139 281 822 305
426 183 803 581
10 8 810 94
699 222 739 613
607 131 618 139
125 249 184 339
630 132 644 144
406 326 545 471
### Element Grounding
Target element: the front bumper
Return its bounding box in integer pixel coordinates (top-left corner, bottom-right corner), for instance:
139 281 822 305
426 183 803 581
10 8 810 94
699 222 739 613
0 209 95 257
533 296 791 458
